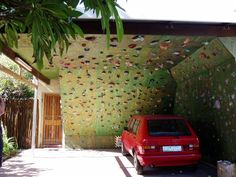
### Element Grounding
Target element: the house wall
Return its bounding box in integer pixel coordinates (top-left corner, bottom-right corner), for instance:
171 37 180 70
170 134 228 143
172 39 236 162
37 79 60 147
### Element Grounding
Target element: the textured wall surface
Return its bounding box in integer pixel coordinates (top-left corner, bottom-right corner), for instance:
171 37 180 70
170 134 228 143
173 39 236 162
60 68 175 148
58 35 212 148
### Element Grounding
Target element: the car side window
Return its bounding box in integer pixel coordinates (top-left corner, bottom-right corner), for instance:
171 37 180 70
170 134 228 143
128 118 135 132
132 119 140 134
127 118 133 128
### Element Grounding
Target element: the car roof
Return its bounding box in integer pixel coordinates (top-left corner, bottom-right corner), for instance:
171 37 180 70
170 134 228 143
132 115 186 120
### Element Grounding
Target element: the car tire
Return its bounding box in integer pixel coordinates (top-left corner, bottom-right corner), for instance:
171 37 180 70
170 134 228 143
134 152 143 175
121 142 128 156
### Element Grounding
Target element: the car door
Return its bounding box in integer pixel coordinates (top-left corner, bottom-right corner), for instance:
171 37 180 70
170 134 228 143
128 119 140 155
123 118 135 153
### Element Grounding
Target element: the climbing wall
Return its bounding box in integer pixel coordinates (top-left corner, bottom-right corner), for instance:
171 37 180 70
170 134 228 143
60 68 175 148
172 38 236 162
58 35 212 148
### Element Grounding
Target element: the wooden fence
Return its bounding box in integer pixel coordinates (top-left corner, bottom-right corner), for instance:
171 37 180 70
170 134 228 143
1 99 39 149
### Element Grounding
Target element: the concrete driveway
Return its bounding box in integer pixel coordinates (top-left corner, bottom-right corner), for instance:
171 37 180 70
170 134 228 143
0 149 216 177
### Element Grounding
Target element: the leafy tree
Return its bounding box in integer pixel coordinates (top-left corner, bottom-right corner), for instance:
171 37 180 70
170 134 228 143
0 0 124 69
0 55 34 99
0 80 34 99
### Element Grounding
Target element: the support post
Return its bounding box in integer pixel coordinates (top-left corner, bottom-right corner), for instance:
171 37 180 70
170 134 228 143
31 76 38 155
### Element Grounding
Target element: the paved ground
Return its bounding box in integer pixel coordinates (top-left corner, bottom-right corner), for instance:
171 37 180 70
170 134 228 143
0 149 216 177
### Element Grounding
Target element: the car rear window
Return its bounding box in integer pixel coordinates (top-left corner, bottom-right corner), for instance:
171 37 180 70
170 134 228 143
148 119 191 136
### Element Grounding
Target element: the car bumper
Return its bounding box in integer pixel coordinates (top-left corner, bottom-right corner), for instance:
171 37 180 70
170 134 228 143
137 153 201 167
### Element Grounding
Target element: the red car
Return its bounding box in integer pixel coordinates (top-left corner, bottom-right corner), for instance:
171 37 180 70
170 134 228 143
121 115 201 174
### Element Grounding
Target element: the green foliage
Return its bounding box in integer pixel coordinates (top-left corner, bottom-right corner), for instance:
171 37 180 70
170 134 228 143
0 78 34 99
81 0 124 47
0 55 34 99
0 0 124 70
1 122 18 157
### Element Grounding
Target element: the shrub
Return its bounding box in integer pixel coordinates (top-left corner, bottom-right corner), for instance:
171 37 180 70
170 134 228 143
1 122 18 157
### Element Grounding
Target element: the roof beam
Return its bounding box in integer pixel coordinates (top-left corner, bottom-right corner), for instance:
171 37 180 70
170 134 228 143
1 47 50 84
76 19 236 36
0 63 37 88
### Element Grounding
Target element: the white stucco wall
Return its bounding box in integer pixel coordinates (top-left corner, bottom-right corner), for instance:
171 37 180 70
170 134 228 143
37 79 60 147
219 37 236 62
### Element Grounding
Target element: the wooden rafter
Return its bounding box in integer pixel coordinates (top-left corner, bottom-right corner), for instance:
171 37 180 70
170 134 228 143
0 63 37 88
2 47 50 84
76 19 236 36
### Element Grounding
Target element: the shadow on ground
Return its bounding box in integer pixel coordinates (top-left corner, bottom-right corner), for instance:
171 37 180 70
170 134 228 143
0 158 48 176
121 155 217 177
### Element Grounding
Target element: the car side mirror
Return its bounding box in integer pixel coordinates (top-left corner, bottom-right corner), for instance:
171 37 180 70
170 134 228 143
124 127 128 131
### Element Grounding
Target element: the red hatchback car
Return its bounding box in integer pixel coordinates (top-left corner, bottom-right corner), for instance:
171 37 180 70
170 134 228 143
121 115 201 174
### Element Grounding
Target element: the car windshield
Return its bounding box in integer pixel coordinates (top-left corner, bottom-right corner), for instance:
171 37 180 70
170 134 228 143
148 119 191 136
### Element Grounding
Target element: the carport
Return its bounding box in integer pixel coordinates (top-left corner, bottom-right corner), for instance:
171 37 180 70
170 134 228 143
2 18 236 175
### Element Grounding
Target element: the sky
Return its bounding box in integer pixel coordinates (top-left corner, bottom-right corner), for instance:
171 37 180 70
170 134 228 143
78 0 236 23
117 0 236 22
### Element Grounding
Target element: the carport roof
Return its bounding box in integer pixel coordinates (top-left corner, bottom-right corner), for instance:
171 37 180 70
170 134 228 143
76 19 236 36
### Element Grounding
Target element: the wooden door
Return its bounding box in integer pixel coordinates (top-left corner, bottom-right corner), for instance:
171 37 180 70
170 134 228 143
43 94 62 147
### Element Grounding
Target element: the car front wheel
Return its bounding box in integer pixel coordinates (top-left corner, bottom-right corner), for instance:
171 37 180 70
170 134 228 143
134 152 143 175
121 142 128 156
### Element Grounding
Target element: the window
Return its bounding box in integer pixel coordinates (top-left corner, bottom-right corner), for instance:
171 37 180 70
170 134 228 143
132 119 140 134
128 118 135 132
148 119 191 136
